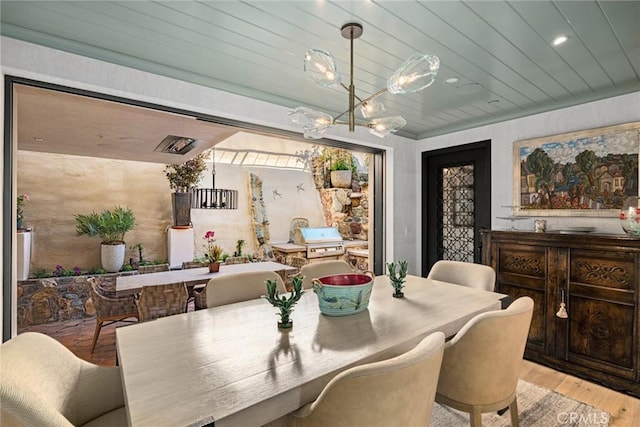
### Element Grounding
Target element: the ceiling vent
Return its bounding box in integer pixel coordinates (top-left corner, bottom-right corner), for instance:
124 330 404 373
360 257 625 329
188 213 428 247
155 135 201 155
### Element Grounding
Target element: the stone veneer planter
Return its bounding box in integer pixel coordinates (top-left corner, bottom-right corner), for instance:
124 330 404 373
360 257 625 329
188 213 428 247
17 271 138 332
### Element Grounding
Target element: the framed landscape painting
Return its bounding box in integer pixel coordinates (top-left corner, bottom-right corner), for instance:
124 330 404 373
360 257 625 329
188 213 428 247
513 121 640 217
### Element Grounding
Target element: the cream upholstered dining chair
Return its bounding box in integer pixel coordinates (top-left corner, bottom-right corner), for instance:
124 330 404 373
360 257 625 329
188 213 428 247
135 282 188 321
427 260 496 291
298 259 354 290
0 332 127 426
289 331 445 427
87 277 138 353
435 296 534 427
194 271 286 309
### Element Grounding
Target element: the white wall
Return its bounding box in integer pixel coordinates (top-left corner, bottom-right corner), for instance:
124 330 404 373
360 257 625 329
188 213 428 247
191 162 326 257
416 91 640 275
1 36 416 337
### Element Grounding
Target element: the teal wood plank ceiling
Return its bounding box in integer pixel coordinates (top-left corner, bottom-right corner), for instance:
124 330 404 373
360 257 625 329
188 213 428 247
1 0 639 139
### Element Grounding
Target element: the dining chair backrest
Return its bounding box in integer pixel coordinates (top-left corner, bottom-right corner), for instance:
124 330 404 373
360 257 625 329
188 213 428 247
136 282 188 322
298 260 354 289
137 263 170 274
427 260 496 292
205 271 286 308
435 296 534 427
289 331 445 427
182 261 209 269
0 332 127 426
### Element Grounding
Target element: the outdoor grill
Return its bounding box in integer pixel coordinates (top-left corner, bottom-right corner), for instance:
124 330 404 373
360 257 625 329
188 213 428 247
293 227 345 259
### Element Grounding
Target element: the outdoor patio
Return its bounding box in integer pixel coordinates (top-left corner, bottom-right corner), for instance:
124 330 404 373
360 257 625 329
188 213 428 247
20 301 195 367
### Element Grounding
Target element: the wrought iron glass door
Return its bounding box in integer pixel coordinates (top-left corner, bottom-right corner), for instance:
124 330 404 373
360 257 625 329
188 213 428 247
422 141 491 274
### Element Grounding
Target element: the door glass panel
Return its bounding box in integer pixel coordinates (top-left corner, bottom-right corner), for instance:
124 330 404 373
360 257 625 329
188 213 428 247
439 164 474 262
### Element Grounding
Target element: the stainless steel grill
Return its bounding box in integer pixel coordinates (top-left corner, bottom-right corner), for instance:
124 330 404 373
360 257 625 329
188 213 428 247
293 227 345 259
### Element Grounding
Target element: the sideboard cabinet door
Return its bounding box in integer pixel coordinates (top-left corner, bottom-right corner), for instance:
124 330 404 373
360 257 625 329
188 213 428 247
493 242 551 357
562 249 636 380
481 230 640 397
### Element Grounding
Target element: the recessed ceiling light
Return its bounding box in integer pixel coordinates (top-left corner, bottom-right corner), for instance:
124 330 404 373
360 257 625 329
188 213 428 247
455 82 484 95
552 35 569 46
445 77 459 84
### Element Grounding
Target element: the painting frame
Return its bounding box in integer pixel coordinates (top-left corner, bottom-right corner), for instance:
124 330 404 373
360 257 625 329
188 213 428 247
513 121 640 217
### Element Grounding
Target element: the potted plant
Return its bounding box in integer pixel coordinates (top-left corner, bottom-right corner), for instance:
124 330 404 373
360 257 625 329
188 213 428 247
263 276 304 329
203 230 223 272
75 206 136 272
16 193 29 230
164 152 208 227
387 260 408 298
323 148 354 188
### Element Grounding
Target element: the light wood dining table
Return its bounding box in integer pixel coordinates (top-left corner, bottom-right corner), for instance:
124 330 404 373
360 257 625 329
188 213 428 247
116 261 295 294
116 274 505 427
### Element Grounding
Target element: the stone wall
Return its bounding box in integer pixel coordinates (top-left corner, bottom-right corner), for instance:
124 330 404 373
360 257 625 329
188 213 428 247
16 272 135 331
319 183 369 241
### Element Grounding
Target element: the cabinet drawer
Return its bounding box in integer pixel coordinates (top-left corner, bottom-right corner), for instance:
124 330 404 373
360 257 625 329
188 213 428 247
498 244 546 278
569 249 635 290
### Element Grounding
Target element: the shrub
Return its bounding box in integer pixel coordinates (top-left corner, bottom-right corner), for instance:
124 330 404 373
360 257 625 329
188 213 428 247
75 206 135 245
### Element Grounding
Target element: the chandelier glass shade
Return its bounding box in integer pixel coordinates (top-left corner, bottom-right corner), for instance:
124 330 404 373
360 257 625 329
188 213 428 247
289 22 440 139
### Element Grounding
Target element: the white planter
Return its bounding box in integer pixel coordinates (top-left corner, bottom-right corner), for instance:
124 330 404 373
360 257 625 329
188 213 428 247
101 243 125 273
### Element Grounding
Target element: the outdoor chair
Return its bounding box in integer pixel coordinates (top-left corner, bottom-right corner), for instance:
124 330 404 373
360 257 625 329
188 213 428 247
182 261 209 269
135 282 188 322
87 277 138 353
289 332 445 426
137 263 170 274
182 260 209 309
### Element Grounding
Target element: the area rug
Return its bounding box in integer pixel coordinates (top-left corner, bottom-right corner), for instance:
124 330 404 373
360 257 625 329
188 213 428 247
430 380 611 426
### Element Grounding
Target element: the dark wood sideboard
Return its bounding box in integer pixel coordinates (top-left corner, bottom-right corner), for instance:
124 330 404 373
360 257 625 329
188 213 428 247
481 230 640 397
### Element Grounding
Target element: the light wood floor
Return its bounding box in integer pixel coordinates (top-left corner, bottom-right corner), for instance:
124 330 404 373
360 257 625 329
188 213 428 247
520 360 640 426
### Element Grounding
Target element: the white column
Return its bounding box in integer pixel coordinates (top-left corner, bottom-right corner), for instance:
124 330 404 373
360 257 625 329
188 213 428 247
16 230 32 280
167 227 195 269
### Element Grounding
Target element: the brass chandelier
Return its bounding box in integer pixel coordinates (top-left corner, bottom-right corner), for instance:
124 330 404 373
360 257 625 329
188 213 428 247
289 22 440 139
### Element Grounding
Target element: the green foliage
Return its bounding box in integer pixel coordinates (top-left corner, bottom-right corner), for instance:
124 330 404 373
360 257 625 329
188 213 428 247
235 239 245 256
75 206 135 245
52 264 82 277
17 194 29 221
387 260 408 293
575 149 599 188
130 243 144 264
322 147 357 174
32 268 52 279
331 158 351 171
164 152 208 192
263 276 304 326
121 264 134 272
